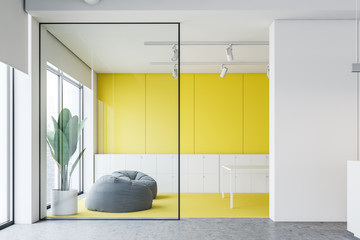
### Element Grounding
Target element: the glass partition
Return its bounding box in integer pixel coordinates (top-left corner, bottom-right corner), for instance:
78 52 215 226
41 23 180 219
0 62 13 229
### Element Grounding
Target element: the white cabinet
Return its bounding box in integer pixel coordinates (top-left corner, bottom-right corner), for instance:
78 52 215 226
156 154 178 193
186 154 219 193
126 155 142 171
94 154 268 194
110 154 126 172
140 154 157 177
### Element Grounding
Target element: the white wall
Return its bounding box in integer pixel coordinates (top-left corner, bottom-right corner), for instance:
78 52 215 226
44 31 92 89
269 20 357 221
29 16 40 224
14 16 40 224
0 0 28 74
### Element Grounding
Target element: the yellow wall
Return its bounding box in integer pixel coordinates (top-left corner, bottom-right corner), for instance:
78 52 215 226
97 73 268 154
195 74 243 154
145 74 178 154
97 74 146 154
180 74 195 154
243 74 269 154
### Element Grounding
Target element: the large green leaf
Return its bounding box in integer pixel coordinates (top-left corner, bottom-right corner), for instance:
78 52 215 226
77 118 87 139
51 116 59 132
47 130 55 150
65 116 79 157
53 129 70 167
46 139 60 169
58 108 72 131
70 148 86 177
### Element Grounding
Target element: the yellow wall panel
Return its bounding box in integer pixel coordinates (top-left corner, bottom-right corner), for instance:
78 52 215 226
97 74 114 154
146 74 178 154
180 74 195 154
194 74 243 154
243 74 269 154
97 73 269 155
97 74 146 154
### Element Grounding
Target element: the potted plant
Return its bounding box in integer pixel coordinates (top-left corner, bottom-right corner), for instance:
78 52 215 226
47 108 86 216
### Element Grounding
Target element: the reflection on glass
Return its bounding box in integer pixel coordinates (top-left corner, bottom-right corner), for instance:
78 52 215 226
0 62 9 224
46 70 59 204
46 67 84 208
63 80 81 192
43 23 179 219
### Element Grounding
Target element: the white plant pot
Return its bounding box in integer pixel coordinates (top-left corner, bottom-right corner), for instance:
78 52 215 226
51 189 78 216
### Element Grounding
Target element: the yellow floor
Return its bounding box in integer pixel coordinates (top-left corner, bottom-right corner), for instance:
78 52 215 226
47 193 269 219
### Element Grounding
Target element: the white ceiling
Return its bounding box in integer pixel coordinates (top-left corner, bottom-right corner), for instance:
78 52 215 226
42 8 357 74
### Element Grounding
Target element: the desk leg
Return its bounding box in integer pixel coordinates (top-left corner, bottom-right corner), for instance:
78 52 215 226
230 169 233 209
222 167 224 198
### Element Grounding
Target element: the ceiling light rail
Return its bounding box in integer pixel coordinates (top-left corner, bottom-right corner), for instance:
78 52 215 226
144 41 269 46
150 62 268 65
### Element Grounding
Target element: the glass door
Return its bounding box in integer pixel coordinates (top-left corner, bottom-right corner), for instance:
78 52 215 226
41 23 180 219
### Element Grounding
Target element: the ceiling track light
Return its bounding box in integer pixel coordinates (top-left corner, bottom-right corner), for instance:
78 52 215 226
83 0 102 5
172 64 178 79
220 64 228 78
171 44 178 62
226 44 234 61
266 64 270 79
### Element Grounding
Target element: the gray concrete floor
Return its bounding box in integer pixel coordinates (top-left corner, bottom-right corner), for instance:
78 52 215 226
0 218 358 240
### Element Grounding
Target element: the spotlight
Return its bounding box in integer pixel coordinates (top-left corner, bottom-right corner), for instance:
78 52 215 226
226 44 233 61
220 64 228 78
83 0 102 5
172 65 178 79
171 44 178 62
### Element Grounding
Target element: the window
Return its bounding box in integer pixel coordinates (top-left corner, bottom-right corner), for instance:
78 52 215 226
46 63 84 206
0 62 13 229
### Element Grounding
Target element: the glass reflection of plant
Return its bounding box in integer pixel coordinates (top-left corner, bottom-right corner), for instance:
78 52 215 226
47 108 86 191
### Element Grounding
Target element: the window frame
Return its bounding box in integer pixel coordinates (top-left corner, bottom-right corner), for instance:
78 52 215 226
46 64 84 209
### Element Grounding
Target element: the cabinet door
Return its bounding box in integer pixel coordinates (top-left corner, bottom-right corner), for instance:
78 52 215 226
251 171 268 193
250 154 268 165
157 173 174 193
111 154 126 172
188 155 203 174
157 154 175 174
141 154 157 177
203 154 219 174
126 154 142 171
180 174 188 193
203 173 219 193
220 155 235 193
220 154 236 167
180 154 190 175
187 174 204 193
235 154 251 166
95 154 111 176
235 172 252 193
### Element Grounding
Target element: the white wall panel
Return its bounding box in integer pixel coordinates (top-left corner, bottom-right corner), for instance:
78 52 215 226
0 0 28 74
270 20 356 221
43 31 92 89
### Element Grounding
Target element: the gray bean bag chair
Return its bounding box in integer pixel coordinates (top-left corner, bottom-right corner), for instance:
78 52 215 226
85 171 157 213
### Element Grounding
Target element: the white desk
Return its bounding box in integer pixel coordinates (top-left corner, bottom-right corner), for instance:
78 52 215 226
221 165 269 208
